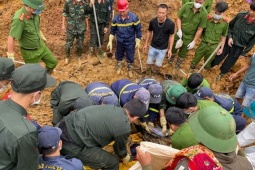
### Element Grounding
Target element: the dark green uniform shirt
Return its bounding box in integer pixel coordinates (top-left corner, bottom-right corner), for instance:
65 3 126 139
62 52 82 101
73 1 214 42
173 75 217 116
9 7 41 49
50 81 92 125
178 2 208 39
65 105 130 158
228 11 255 56
201 16 229 44
0 99 38 170
89 0 111 26
171 122 198 150
182 0 213 13
197 100 220 110
62 0 91 34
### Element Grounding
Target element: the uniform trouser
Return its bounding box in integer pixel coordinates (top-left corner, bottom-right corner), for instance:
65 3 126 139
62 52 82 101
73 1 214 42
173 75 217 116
62 142 119 170
90 22 105 47
65 31 85 57
20 41 57 70
172 34 193 58
210 41 244 74
191 42 218 69
115 41 135 63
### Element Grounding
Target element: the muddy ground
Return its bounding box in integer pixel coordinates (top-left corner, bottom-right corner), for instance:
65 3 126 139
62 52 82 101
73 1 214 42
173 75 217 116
0 0 252 125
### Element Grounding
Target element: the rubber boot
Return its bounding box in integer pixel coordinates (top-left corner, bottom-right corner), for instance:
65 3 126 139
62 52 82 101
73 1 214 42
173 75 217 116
88 47 94 56
97 48 106 58
117 61 122 75
168 54 175 64
77 48 82 65
128 63 133 78
175 57 184 69
65 51 70 64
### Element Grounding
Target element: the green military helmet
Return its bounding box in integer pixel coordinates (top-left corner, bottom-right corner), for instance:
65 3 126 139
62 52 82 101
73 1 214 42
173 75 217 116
166 84 187 104
189 106 238 153
22 0 45 10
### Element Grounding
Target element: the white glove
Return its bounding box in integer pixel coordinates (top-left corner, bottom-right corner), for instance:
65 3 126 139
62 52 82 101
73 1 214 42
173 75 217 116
160 117 167 136
7 52 15 61
187 41 195 50
122 154 132 164
141 122 151 134
177 29 182 39
175 39 183 49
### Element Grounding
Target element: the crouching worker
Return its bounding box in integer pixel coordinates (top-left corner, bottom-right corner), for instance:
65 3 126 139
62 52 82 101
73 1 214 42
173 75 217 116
38 126 83 170
50 81 94 126
136 106 253 170
85 82 119 106
59 98 147 169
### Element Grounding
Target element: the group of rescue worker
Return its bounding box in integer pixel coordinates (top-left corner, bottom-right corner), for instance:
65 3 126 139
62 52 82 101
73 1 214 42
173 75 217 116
2 0 255 169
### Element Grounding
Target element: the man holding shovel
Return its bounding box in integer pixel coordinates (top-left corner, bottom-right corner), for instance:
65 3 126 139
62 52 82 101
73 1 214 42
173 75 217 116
88 0 111 57
143 4 175 76
189 1 229 71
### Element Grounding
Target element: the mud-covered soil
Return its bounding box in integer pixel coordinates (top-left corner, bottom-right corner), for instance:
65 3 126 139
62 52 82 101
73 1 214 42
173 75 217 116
0 0 252 125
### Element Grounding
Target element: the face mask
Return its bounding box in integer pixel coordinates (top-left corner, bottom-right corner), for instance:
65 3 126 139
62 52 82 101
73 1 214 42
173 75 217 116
31 92 43 105
32 10 41 15
212 13 222 20
194 2 203 9
0 82 7 93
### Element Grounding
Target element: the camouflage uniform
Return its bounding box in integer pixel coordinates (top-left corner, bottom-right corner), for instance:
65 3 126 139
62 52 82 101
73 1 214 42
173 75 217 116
89 0 111 56
62 0 91 58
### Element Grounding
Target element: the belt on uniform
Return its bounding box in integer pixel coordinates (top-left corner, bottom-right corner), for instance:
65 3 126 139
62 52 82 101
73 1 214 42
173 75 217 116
202 41 218 46
21 46 40 50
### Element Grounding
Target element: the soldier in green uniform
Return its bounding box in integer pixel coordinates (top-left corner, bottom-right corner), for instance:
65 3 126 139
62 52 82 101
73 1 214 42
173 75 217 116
62 0 93 64
159 80 187 135
189 1 229 70
0 64 56 169
7 0 58 73
59 98 146 169
169 0 208 70
89 0 111 57
182 0 213 13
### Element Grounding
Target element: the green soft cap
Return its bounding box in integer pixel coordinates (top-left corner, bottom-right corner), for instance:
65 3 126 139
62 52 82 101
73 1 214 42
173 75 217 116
166 84 187 104
189 106 238 153
22 0 45 10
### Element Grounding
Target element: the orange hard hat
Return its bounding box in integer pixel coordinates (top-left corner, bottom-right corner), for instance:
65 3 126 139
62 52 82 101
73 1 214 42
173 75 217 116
117 0 128 11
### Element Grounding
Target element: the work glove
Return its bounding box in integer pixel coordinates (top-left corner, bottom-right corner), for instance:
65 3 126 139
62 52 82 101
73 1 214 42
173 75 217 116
40 31 47 42
187 41 195 50
148 122 154 128
141 122 151 134
135 38 141 49
160 117 167 136
107 34 114 52
175 39 183 49
177 29 182 39
122 154 132 164
7 52 14 61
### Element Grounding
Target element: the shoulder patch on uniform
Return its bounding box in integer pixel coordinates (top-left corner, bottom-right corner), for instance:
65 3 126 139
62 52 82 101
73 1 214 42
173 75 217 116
19 13 25 21
207 15 212 19
223 18 228 23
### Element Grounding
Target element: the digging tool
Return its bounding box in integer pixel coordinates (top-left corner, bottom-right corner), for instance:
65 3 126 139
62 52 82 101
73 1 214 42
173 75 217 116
179 69 187 77
197 42 222 73
92 3 104 64
137 48 143 72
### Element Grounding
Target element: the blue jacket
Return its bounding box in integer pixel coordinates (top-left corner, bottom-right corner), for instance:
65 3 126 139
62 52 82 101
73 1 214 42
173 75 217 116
110 79 142 106
85 82 118 106
110 11 142 43
38 155 83 170
214 93 243 116
138 78 158 89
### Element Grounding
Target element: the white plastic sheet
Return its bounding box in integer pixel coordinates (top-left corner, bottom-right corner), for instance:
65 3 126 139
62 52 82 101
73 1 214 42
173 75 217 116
129 141 179 170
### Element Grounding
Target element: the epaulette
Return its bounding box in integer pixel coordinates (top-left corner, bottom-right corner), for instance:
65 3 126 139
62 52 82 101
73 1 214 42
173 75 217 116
222 18 228 23
19 13 25 21
207 15 213 20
